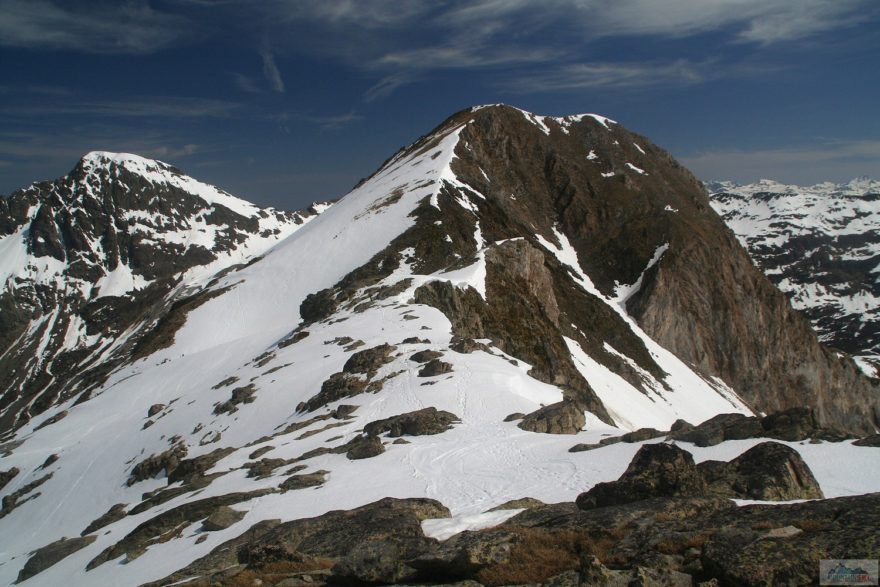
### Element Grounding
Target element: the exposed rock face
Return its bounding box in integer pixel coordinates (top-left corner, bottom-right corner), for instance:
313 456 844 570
363 408 460 437
299 373 368 412
627 227 879 433
127 443 188 485
278 470 328 491
518 401 586 435
410 350 444 363
366 104 876 434
87 489 276 570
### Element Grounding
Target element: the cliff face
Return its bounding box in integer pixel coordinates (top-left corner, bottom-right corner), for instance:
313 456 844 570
429 106 877 433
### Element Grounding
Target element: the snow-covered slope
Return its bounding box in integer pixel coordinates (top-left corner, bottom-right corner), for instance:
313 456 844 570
708 178 880 376
0 107 877 586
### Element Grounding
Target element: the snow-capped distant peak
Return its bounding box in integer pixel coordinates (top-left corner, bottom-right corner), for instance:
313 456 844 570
708 177 880 368
708 177 880 197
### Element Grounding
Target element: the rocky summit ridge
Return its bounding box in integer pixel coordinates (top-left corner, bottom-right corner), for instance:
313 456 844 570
0 104 877 587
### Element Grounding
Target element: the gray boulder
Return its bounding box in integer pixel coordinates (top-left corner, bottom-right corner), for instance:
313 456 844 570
518 401 585 435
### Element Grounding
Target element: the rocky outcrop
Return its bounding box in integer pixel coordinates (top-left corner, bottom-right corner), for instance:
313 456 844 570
144 478 879 587
87 489 276 570
699 442 824 500
150 497 451 586
410 350 444 363
364 408 460 437
127 443 188 485
81 503 127 536
0 468 18 492
577 444 706 509
342 343 396 377
578 441 824 510
299 373 368 413
418 359 454 377
213 383 257 415
518 401 585 435
854 433 880 447
669 408 851 447
343 435 385 460
16 535 96 583
201 506 246 531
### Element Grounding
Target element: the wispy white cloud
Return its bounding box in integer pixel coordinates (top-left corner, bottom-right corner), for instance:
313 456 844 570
260 47 286 93
681 140 880 183
268 0 432 28
0 0 192 54
433 0 876 45
2 96 238 119
305 110 362 129
376 44 558 70
501 59 711 92
232 73 262 94
269 0 875 45
364 74 416 102
273 110 363 131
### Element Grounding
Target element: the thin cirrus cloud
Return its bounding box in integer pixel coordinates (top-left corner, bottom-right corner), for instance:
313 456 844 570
260 48 286 93
0 0 192 54
500 60 712 93
275 110 363 131
2 96 239 119
275 0 874 100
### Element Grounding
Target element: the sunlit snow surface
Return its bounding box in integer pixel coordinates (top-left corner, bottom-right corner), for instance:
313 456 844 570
1 118 878 587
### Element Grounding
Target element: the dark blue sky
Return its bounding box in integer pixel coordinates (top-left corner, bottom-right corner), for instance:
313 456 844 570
1 0 879 210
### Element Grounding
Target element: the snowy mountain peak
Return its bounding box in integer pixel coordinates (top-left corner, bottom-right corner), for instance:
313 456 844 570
0 155 327 433
0 107 877 586
80 150 174 170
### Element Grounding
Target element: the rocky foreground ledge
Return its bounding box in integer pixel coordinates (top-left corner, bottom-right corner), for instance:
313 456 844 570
126 437 879 587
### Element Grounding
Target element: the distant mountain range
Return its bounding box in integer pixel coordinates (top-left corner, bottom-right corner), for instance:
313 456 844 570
708 177 880 377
